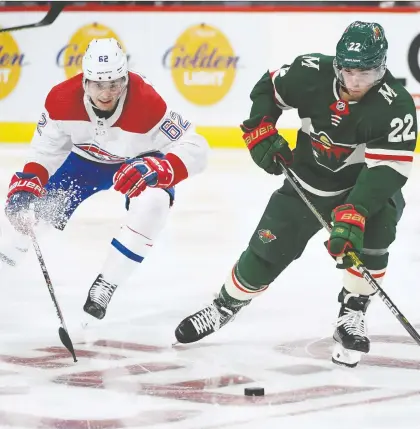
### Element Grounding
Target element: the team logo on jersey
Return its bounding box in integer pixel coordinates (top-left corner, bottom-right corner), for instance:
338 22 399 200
0 31 25 100
57 23 126 79
75 143 127 163
163 23 239 106
258 229 276 244
310 131 354 171
329 99 350 127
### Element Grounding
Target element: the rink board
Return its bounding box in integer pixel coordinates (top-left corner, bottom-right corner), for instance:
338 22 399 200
0 122 300 149
1 123 420 151
1 5 420 150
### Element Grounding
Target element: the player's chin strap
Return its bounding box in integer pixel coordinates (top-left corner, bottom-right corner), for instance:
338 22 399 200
276 157 420 346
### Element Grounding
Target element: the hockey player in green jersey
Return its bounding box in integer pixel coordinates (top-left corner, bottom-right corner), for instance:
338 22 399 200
174 21 417 367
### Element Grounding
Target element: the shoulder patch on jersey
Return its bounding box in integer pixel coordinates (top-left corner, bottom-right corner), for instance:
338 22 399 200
45 73 88 121
301 55 320 70
296 53 333 72
378 82 398 105
113 71 167 134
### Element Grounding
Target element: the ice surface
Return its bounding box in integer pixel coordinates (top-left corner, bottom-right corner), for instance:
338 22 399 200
0 145 420 429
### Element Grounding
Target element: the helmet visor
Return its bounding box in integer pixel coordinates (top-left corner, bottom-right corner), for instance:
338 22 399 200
85 77 127 99
334 59 385 89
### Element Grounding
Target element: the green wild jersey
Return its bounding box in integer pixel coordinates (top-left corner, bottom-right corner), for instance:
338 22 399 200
249 53 417 217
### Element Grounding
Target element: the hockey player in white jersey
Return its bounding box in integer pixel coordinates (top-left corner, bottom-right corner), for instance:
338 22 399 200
2 38 209 320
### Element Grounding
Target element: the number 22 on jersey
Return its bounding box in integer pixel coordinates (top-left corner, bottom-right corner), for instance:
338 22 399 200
388 113 415 143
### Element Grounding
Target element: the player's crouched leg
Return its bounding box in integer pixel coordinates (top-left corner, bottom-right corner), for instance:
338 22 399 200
174 249 276 344
332 200 398 368
84 187 172 320
175 187 323 344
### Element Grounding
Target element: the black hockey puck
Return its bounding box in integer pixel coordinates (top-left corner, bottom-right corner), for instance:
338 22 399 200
244 387 265 396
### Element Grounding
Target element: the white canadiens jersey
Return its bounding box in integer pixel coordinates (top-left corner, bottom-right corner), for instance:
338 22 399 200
28 71 209 179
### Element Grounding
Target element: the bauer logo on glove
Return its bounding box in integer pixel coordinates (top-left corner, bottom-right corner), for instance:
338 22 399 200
241 115 293 175
5 172 46 235
7 173 46 200
243 121 276 149
327 204 368 268
113 156 175 198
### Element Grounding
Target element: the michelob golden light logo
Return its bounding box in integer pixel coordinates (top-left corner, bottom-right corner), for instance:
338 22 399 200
0 31 24 100
56 23 124 79
164 23 239 106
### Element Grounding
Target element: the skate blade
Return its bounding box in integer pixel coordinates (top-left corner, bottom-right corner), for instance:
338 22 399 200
332 342 362 368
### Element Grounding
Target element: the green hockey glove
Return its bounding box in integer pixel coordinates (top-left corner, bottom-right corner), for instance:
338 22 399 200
241 115 293 175
327 204 368 268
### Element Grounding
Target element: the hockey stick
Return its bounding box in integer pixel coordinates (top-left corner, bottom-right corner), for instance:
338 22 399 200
0 2 66 33
29 230 77 362
277 161 420 346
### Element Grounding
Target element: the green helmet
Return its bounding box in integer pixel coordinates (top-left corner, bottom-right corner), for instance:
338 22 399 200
334 21 388 86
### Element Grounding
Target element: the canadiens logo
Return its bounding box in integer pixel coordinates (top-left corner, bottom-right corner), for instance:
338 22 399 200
258 229 276 244
310 131 354 172
75 143 127 163
329 99 350 127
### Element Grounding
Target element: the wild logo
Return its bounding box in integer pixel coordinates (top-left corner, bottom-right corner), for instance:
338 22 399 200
329 99 350 126
373 25 382 40
310 130 354 172
258 229 276 243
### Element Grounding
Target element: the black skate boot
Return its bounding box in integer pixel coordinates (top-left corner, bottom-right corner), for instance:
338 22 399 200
83 274 118 320
175 298 247 344
332 288 372 368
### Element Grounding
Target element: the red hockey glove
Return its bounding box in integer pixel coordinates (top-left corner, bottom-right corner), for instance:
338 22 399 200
5 173 46 234
114 156 175 198
7 173 45 200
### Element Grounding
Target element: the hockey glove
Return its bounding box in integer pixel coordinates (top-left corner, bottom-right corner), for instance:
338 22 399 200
327 204 367 269
241 115 293 175
5 173 46 235
114 156 175 198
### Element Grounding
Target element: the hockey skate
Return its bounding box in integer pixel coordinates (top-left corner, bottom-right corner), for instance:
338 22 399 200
83 274 118 320
175 298 246 344
332 289 371 368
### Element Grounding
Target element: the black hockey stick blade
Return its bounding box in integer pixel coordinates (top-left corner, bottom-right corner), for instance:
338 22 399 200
0 2 66 33
58 327 77 362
